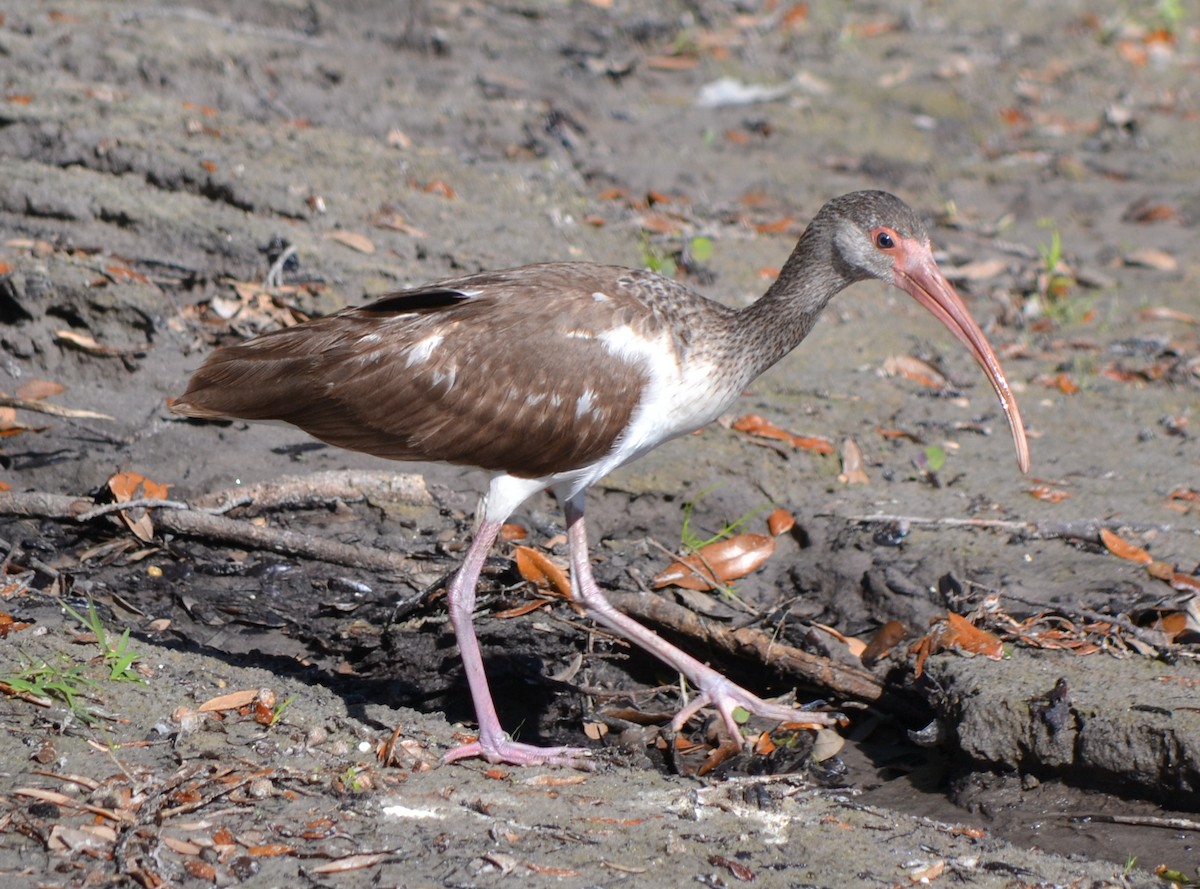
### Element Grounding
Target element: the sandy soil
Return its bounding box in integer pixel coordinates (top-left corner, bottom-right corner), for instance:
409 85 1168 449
0 1 1198 886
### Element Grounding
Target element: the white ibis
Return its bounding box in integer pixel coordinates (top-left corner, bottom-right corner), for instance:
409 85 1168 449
171 191 1029 767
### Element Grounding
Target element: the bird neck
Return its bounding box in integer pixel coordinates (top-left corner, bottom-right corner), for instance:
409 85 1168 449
730 226 859 380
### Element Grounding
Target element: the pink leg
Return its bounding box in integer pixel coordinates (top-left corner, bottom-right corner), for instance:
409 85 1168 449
563 495 841 745
441 517 591 767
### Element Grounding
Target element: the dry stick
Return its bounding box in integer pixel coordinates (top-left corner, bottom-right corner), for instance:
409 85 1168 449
605 589 887 704
0 490 414 574
192 469 431 515
3 483 879 703
1064 813 1200 832
0 395 114 421
839 513 1174 541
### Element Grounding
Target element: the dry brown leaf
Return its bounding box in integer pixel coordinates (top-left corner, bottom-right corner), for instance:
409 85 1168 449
861 620 908 667
197 689 259 713
513 546 571 598
731 413 834 453
493 598 553 619
311 853 396 875
160 836 203 856
1124 247 1177 271
14 378 65 401
1029 484 1070 503
325 231 376 254
766 507 795 536
809 621 866 657
1139 306 1200 325
637 210 681 235
1099 528 1153 565
653 533 776 591
54 329 127 356
911 612 1004 677
883 354 947 389
753 216 796 234
838 438 869 485
644 54 699 70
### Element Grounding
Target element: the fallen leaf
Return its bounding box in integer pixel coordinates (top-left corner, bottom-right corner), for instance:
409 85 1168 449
766 507 795 536
14 379 65 401
498 523 528 542
197 689 259 713
838 438 869 485
861 620 908 667
810 621 866 657
731 413 834 453
0 612 34 638
325 231 376 254
513 546 571 598
1124 247 1177 271
182 860 218 882
637 210 681 235
1138 306 1200 325
653 533 776 591
911 612 1004 676
753 216 796 234
54 329 129 357
1029 484 1070 503
1099 528 1153 565
883 354 947 389
311 853 396 875
644 54 699 70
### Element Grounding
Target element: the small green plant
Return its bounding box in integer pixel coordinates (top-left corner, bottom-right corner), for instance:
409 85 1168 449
640 235 677 278
1 598 145 724
2 656 97 716
61 598 144 684
1033 219 1092 324
1153 0 1184 33
640 235 714 280
1122 854 1137 876
270 695 297 727
679 486 771 552
340 765 367 793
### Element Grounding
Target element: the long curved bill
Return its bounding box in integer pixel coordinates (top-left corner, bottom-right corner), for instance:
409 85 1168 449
895 247 1030 474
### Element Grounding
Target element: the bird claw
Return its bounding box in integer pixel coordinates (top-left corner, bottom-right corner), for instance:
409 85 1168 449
670 675 843 745
442 737 595 770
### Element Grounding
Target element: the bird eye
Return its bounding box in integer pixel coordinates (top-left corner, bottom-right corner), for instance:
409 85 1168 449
874 230 896 250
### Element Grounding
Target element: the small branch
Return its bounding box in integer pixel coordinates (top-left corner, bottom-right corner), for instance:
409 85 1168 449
838 514 1174 542
604 589 891 706
0 487 419 574
1059 813 1200 832
0 395 114 420
191 469 431 515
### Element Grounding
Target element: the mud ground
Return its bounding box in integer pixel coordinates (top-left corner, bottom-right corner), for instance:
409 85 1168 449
0 1 1198 886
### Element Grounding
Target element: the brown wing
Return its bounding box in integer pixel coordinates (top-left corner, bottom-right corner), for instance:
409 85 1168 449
171 264 658 478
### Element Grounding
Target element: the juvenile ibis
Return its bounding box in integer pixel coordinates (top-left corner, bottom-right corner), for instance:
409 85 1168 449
171 190 1029 767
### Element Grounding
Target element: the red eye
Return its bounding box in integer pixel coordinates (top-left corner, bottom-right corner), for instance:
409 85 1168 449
874 230 895 250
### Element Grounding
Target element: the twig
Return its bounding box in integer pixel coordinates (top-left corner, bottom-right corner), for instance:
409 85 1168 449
1059 813 1200 832
0 489 418 574
604 589 892 705
838 514 1174 542
264 244 297 289
0 395 114 420
191 469 431 515
77 498 194 521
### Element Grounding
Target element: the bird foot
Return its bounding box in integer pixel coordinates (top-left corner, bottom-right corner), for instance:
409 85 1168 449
671 675 843 745
442 736 594 770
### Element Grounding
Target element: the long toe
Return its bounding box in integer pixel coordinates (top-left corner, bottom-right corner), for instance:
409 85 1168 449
442 739 595 770
670 676 844 744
